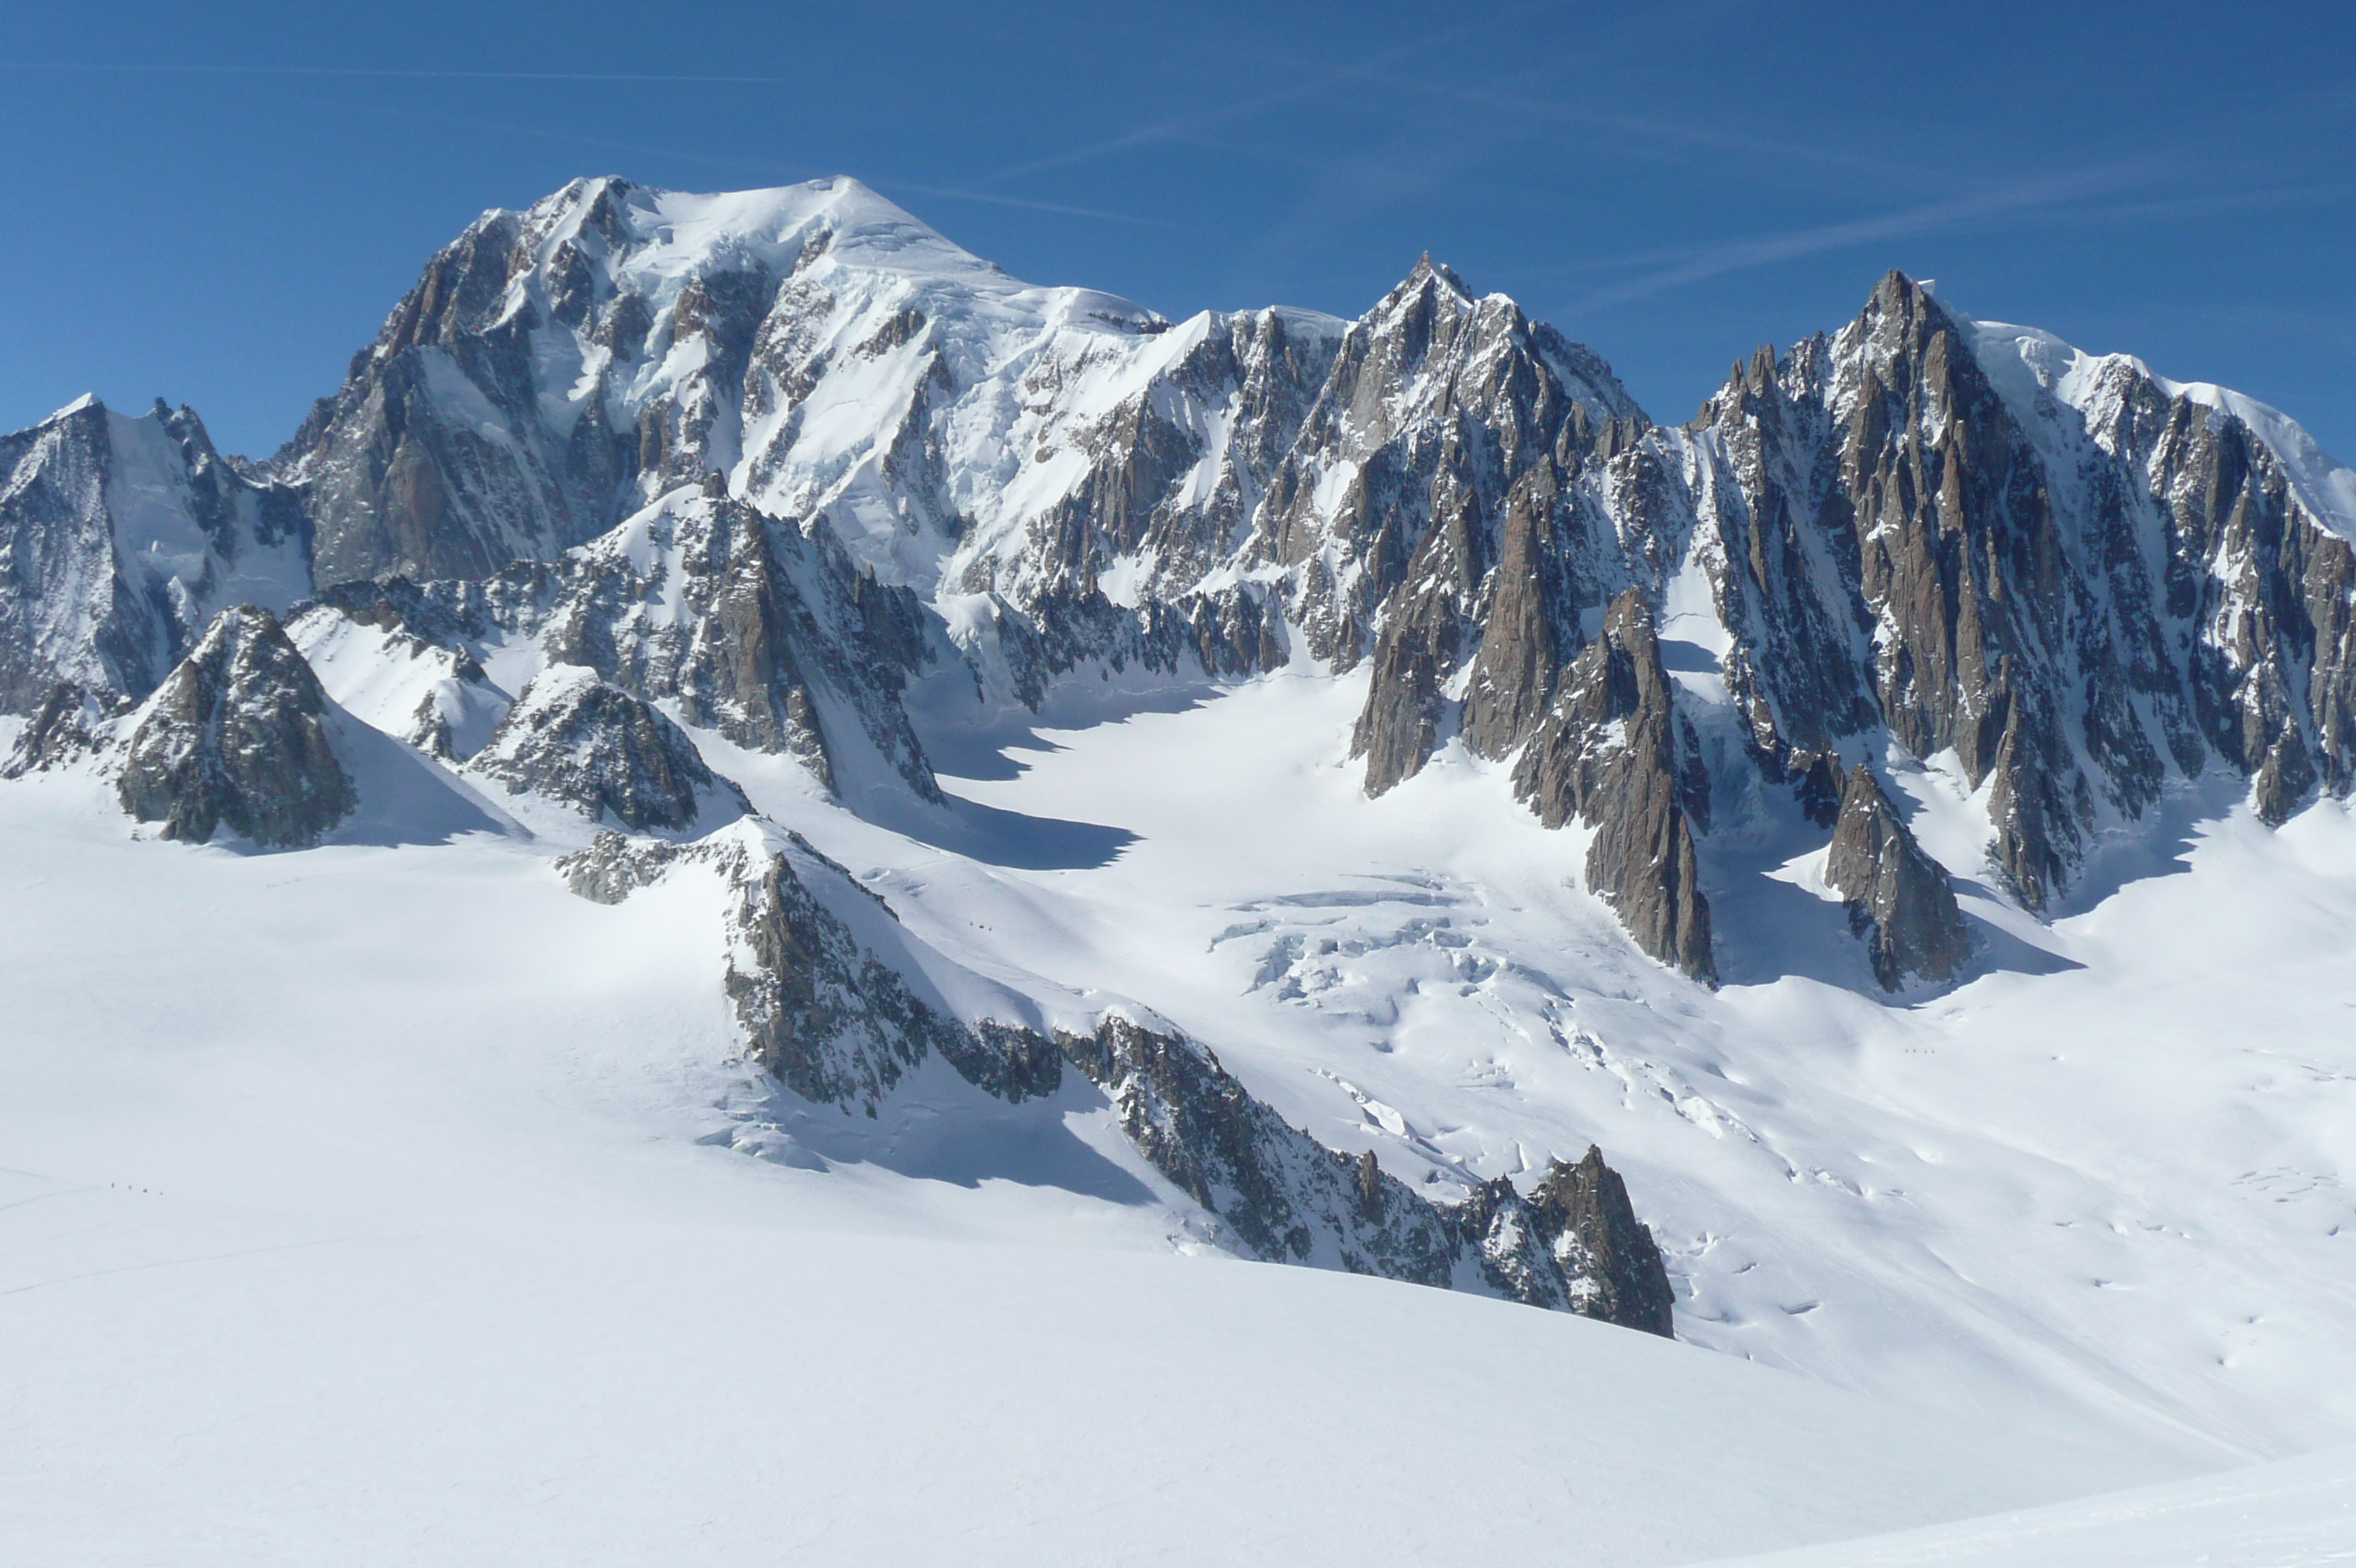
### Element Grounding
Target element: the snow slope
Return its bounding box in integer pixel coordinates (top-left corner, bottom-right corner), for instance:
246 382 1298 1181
8 531 2356 1563
1699 1442 2356 1567
792 663 2356 1466
0 767 2161 1566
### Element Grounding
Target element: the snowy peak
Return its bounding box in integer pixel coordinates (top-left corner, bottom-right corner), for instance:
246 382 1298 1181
1966 311 2356 546
1690 265 2356 912
0 394 309 713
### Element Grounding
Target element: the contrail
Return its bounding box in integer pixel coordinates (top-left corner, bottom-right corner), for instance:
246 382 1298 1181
974 5 1549 188
1555 166 2160 314
285 95 1178 229
0 60 805 84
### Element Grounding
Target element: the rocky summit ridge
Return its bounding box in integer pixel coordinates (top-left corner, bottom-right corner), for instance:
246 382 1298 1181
7 174 2354 1329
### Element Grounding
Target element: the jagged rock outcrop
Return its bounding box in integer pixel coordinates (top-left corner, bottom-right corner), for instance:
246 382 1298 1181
993 306 1339 608
287 488 940 803
1259 258 1643 675
1823 764 1971 989
470 664 746 832
0 397 309 713
1691 271 2356 912
1513 590 1716 984
540 488 940 802
116 606 355 847
1061 1014 1675 1332
1525 1145 1678 1336
2 681 104 777
559 825 1675 1333
1280 259 1668 800
722 837 1057 1109
558 829 1064 1112
276 196 637 585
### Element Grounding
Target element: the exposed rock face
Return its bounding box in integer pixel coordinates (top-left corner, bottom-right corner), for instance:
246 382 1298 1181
1259 258 1644 674
470 664 745 832
559 829 1062 1112
116 606 355 847
2 681 104 777
271 176 1185 592
1823 764 1971 989
0 398 309 714
1061 1014 1675 1333
276 198 637 585
1526 1146 1678 1337
1689 271 2356 911
538 489 940 802
1513 591 1716 984
998 306 1338 608
720 836 1058 1110
561 826 1675 1334
288 488 940 803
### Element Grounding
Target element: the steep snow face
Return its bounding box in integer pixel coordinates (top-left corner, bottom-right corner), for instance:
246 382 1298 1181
104 406 310 617
288 607 509 761
0 398 309 712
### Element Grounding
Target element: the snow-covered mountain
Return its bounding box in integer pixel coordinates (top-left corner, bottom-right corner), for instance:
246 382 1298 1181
5 175 2355 1563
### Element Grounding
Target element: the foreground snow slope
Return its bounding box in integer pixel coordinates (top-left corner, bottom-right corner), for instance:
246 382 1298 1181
0 774 2155 1567
1699 1442 2356 1567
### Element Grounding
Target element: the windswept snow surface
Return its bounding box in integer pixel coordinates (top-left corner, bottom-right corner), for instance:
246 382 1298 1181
1696 1443 2356 1567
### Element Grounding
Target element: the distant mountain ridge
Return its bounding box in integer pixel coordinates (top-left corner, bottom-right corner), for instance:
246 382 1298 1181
10 174 2351 985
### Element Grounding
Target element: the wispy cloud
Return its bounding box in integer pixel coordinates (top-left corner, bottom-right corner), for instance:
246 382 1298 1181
876 181 1178 228
1553 166 2160 313
1356 67 1936 186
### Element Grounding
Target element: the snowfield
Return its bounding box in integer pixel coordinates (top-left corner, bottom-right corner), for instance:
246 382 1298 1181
4 652 2354 1562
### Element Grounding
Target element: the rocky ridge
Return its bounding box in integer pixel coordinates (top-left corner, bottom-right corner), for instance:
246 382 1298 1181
286 485 940 806
0 397 309 714
1688 273 2356 914
1 183 2348 982
555 825 1675 1332
1823 763 1971 990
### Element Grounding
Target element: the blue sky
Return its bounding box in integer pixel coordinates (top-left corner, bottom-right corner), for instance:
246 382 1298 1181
5 1 2351 460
